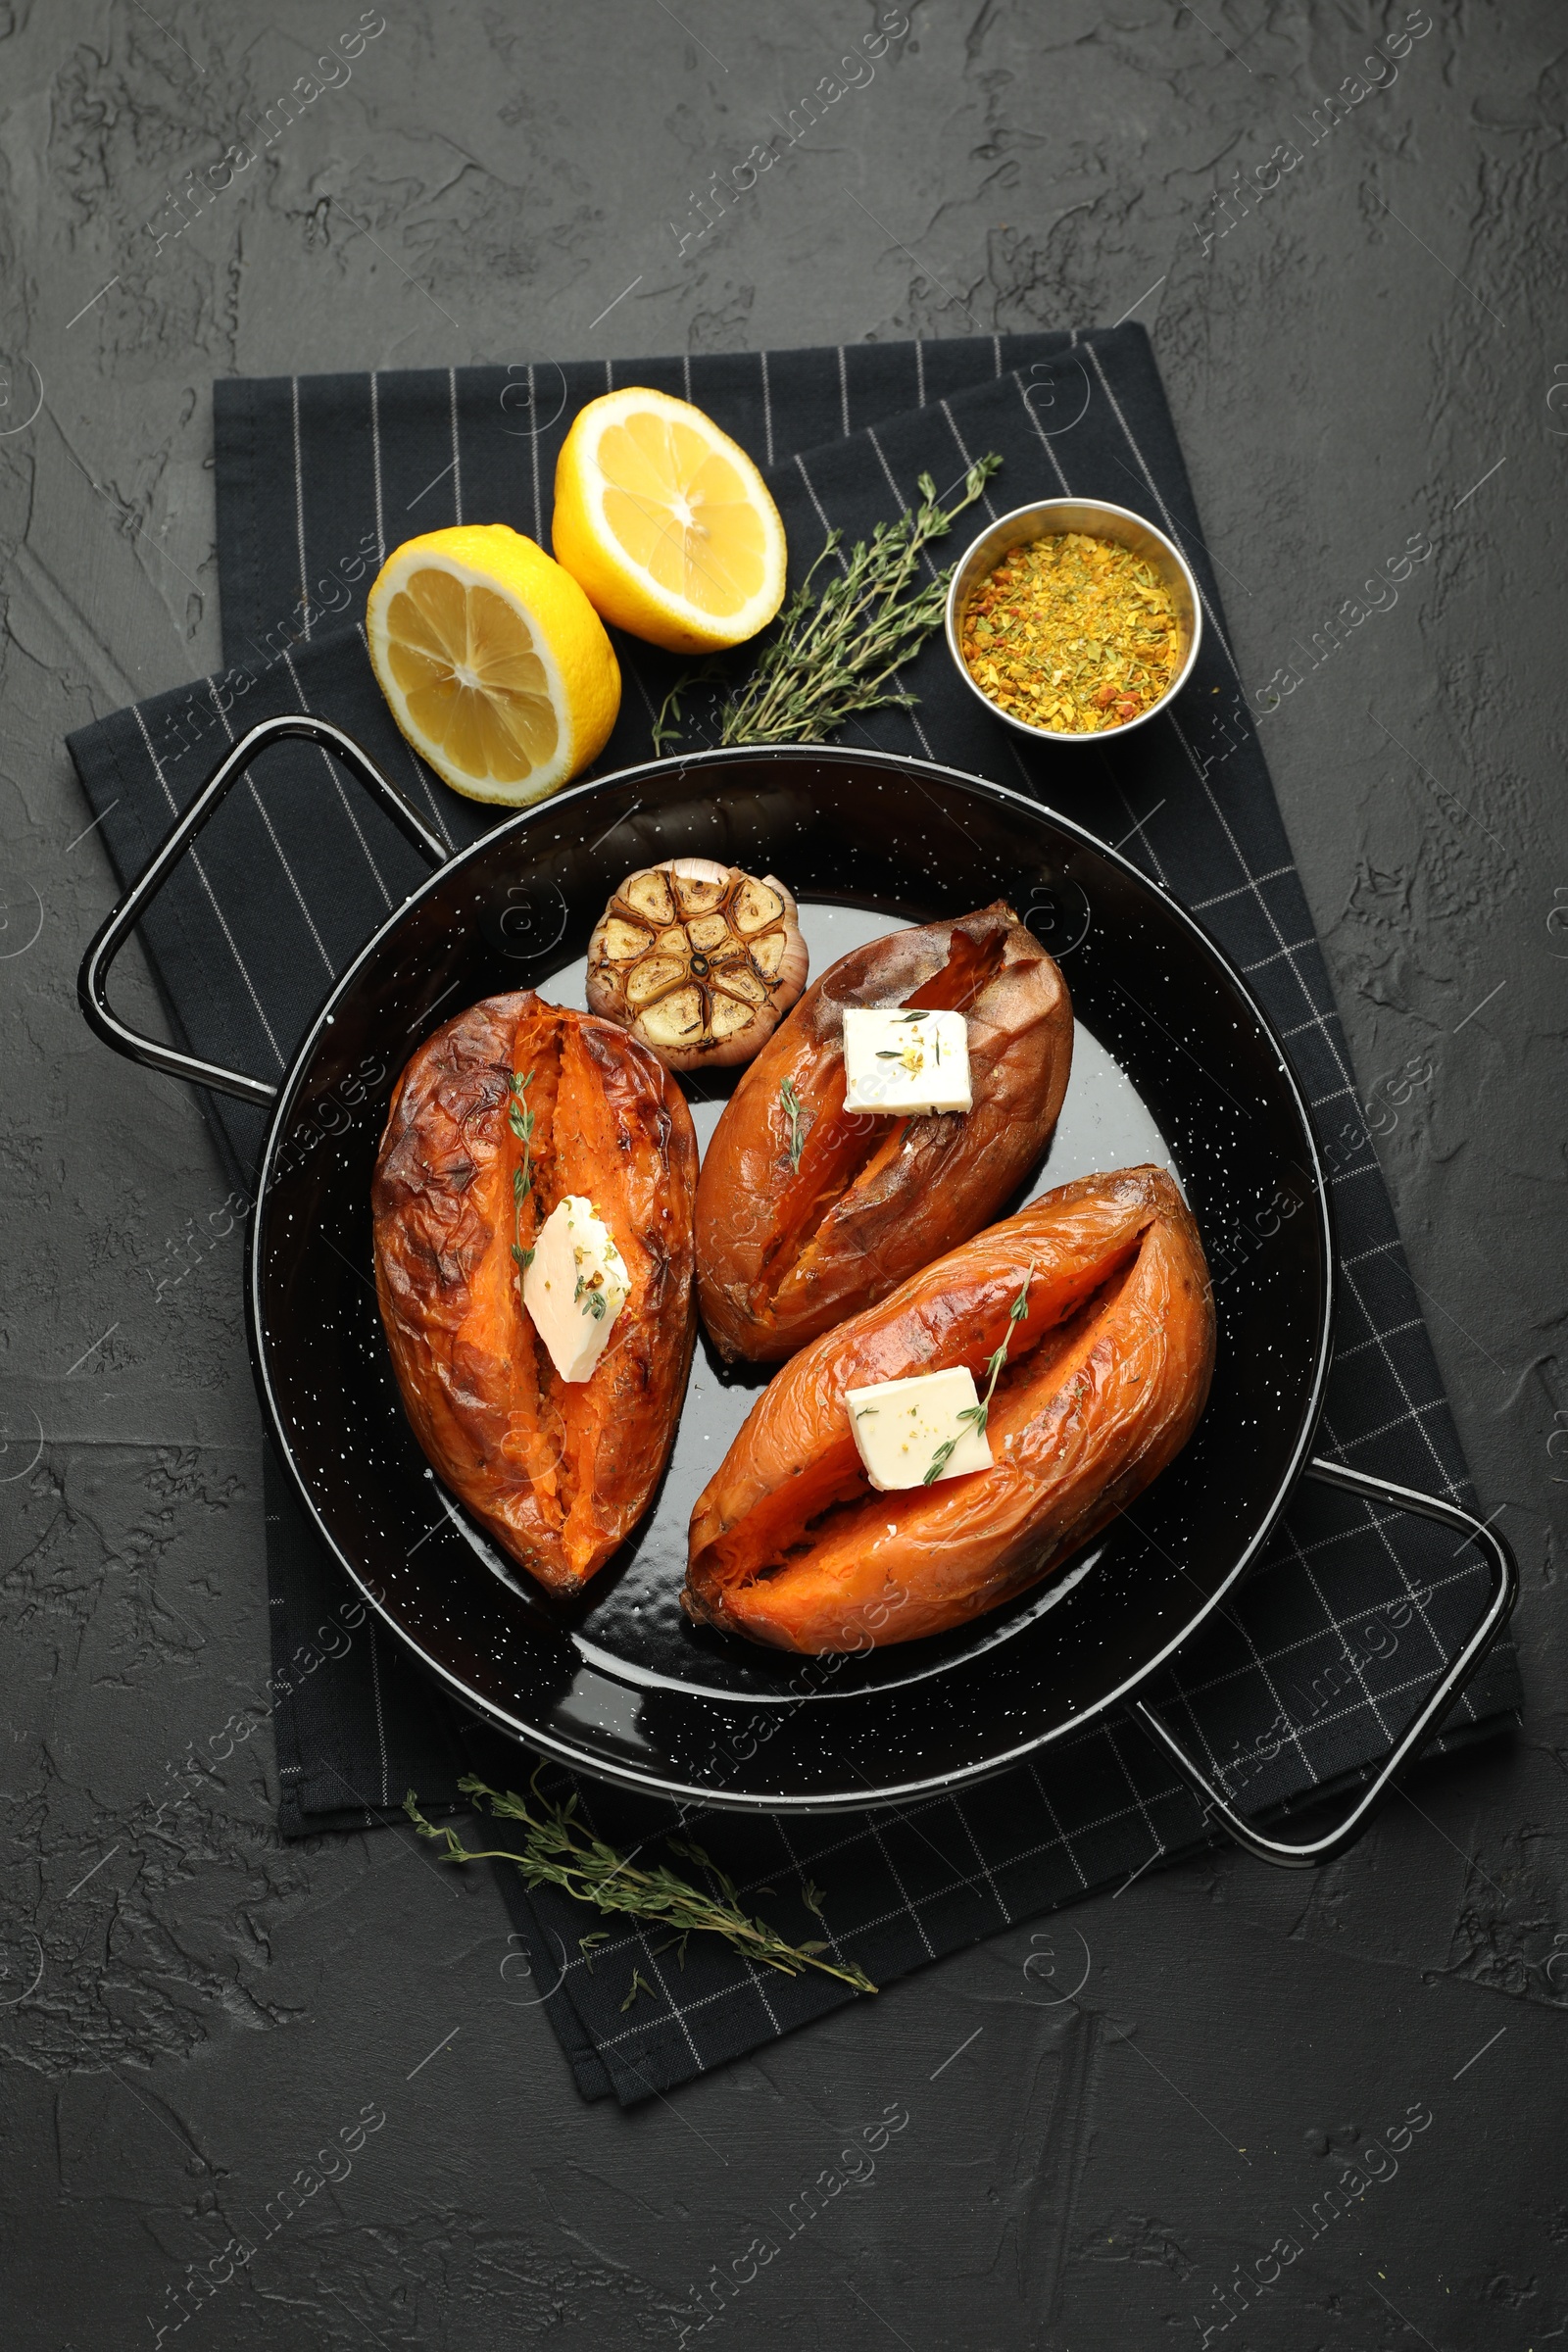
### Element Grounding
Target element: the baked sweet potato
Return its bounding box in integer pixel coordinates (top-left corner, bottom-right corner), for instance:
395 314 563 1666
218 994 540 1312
695 903 1072 1362
685 1166 1214 1651
372 991 697 1595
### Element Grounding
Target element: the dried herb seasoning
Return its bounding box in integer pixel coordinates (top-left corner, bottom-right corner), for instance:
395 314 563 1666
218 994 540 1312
959 529 1181 734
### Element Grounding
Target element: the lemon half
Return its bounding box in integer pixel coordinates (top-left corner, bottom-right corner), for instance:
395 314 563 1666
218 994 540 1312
366 525 621 807
552 388 787 654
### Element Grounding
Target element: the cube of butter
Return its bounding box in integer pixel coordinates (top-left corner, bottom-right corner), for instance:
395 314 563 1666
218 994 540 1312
844 1365 994 1493
522 1195 630 1384
841 1006 972 1115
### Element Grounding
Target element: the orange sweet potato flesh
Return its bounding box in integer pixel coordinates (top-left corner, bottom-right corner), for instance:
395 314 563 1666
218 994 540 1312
695 903 1072 1362
685 1166 1214 1651
372 991 698 1595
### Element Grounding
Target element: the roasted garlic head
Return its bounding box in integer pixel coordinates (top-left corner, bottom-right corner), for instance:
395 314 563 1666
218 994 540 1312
585 858 808 1071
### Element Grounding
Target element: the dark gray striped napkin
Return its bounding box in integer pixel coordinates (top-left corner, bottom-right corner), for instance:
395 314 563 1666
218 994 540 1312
69 326 1520 2104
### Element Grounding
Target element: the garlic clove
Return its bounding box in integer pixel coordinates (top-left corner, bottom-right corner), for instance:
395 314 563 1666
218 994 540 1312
730 876 786 934
670 863 731 919
713 964 767 1006
600 916 654 962
622 867 677 927
640 985 707 1048
625 954 691 1007
710 995 758 1042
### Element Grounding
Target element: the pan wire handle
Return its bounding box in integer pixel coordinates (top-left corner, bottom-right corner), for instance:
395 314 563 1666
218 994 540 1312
1133 1455 1519 1870
76 713 451 1107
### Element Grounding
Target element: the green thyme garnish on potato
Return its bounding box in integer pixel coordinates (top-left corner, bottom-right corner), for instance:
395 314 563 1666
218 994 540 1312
779 1075 808 1172
924 1266 1034 1484
508 1070 536 1288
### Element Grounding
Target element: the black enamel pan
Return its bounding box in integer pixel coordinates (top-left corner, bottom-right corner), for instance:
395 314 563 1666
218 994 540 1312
78 718 1517 1863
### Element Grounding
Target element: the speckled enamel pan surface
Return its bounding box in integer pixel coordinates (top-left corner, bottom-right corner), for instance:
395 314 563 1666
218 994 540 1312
247 746 1334 1812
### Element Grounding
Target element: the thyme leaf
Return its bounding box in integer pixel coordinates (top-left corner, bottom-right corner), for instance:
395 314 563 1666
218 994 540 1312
922 1435 961 1486
620 1967 657 2013
405 1775 877 1995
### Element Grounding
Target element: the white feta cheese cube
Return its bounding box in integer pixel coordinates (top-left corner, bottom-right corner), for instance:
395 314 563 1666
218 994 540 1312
844 1365 994 1493
841 1005 972 1115
521 1195 630 1385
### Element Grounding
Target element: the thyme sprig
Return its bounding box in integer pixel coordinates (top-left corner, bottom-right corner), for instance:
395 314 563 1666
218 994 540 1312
405 1774 877 1994
652 456 1004 754
779 1075 808 1172
651 655 728 756
924 1265 1035 1486
508 1069 535 1294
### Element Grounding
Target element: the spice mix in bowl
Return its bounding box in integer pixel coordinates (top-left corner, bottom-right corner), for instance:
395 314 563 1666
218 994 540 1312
944 497 1202 744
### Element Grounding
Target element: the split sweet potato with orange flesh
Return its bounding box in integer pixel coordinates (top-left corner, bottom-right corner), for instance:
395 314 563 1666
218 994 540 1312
372 992 697 1594
695 903 1072 1363
685 1166 1214 1651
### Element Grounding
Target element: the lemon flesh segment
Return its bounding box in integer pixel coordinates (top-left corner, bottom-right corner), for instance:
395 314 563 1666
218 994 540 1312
366 526 620 808
553 388 787 655
383 584 557 782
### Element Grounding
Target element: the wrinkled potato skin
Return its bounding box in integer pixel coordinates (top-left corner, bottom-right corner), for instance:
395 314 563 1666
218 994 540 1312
695 904 1073 1363
372 992 697 1595
685 1167 1214 1651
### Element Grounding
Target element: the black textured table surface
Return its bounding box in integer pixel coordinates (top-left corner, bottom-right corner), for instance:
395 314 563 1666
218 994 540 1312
5 7 1565 2346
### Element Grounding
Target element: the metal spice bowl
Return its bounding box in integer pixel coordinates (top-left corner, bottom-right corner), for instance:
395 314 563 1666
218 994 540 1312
944 497 1203 745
